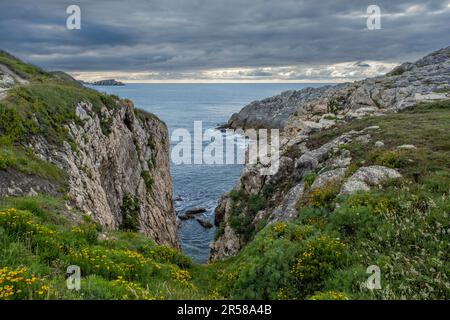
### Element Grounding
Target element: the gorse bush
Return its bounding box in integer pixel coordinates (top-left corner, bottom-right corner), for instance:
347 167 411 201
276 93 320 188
0 266 51 300
292 235 347 297
0 198 201 300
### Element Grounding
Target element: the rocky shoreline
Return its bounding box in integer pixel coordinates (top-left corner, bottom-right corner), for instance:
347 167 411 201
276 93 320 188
209 46 450 261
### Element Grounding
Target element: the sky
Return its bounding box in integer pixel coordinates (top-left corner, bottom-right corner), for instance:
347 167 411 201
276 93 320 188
1 0 449 83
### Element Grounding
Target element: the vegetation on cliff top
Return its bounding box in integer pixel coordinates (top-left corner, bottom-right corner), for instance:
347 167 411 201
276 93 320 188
215 100 450 300
0 50 162 185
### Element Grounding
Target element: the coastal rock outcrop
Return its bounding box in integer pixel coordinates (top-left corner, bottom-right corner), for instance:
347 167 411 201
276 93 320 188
210 46 450 261
30 101 179 247
0 51 179 248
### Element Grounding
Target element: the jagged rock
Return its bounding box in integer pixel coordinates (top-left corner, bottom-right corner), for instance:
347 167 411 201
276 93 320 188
270 183 305 222
179 208 207 220
229 46 450 134
227 87 332 130
310 168 347 191
355 134 371 144
210 46 450 262
209 225 243 262
0 170 60 197
26 101 178 248
340 166 402 195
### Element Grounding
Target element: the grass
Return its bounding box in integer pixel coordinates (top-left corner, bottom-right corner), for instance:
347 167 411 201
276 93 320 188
0 145 66 184
0 196 214 300
0 50 49 80
0 50 160 185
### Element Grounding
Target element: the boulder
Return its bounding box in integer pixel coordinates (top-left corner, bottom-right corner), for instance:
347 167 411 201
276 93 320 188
340 165 402 195
310 168 347 190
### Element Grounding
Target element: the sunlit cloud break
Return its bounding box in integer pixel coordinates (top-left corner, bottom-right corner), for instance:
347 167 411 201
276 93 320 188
71 61 397 83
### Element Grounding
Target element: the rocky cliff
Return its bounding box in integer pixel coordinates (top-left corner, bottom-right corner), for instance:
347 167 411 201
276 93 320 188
0 51 179 248
210 46 450 261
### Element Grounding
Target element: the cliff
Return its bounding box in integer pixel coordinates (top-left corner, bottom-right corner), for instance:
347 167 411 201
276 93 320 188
0 50 179 248
210 46 450 261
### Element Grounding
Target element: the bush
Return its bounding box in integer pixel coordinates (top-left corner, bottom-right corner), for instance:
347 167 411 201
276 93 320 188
370 150 408 168
120 193 140 232
141 171 154 192
140 244 192 269
220 223 317 299
305 182 340 210
0 266 52 300
303 172 317 190
292 235 347 297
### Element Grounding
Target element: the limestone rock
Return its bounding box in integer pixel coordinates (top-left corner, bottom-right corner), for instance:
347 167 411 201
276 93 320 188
310 168 347 191
397 144 417 150
340 166 402 195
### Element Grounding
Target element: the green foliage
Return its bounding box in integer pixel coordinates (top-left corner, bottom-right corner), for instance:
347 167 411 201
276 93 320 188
0 196 200 300
304 182 341 210
141 171 154 191
292 235 347 297
220 223 315 299
0 50 48 80
228 188 269 239
327 97 346 114
120 193 140 232
308 291 350 300
369 150 408 168
303 172 317 190
0 145 65 184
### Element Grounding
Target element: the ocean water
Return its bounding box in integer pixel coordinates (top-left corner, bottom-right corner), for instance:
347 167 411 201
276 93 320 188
91 83 324 263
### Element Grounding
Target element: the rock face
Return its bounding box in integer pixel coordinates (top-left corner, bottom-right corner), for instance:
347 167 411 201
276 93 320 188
227 46 450 133
227 87 331 130
1 97 179 248
51 101 177 247
209 46 450 262
340 166 402 195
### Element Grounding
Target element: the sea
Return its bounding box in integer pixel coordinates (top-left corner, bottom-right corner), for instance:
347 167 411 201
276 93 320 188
90 83 324 263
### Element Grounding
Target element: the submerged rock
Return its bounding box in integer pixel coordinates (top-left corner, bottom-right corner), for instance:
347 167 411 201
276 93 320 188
185 207 207 215
196 218 213 229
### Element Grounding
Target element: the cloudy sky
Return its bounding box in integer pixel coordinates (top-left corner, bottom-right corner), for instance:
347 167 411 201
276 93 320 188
1 0 449 82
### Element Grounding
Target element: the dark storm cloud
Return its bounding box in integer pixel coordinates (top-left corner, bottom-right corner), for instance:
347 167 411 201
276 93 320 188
0 0 449 80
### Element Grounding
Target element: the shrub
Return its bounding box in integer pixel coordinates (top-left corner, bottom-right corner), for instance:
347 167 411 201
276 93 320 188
0 266 52 300
292 235 347 297
220 223 316 299
141 171 154 192
140 244 192 269
120 193 140 232
370 150 408 168
305 182 340 210
303 172 317 190
71 216 101 244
